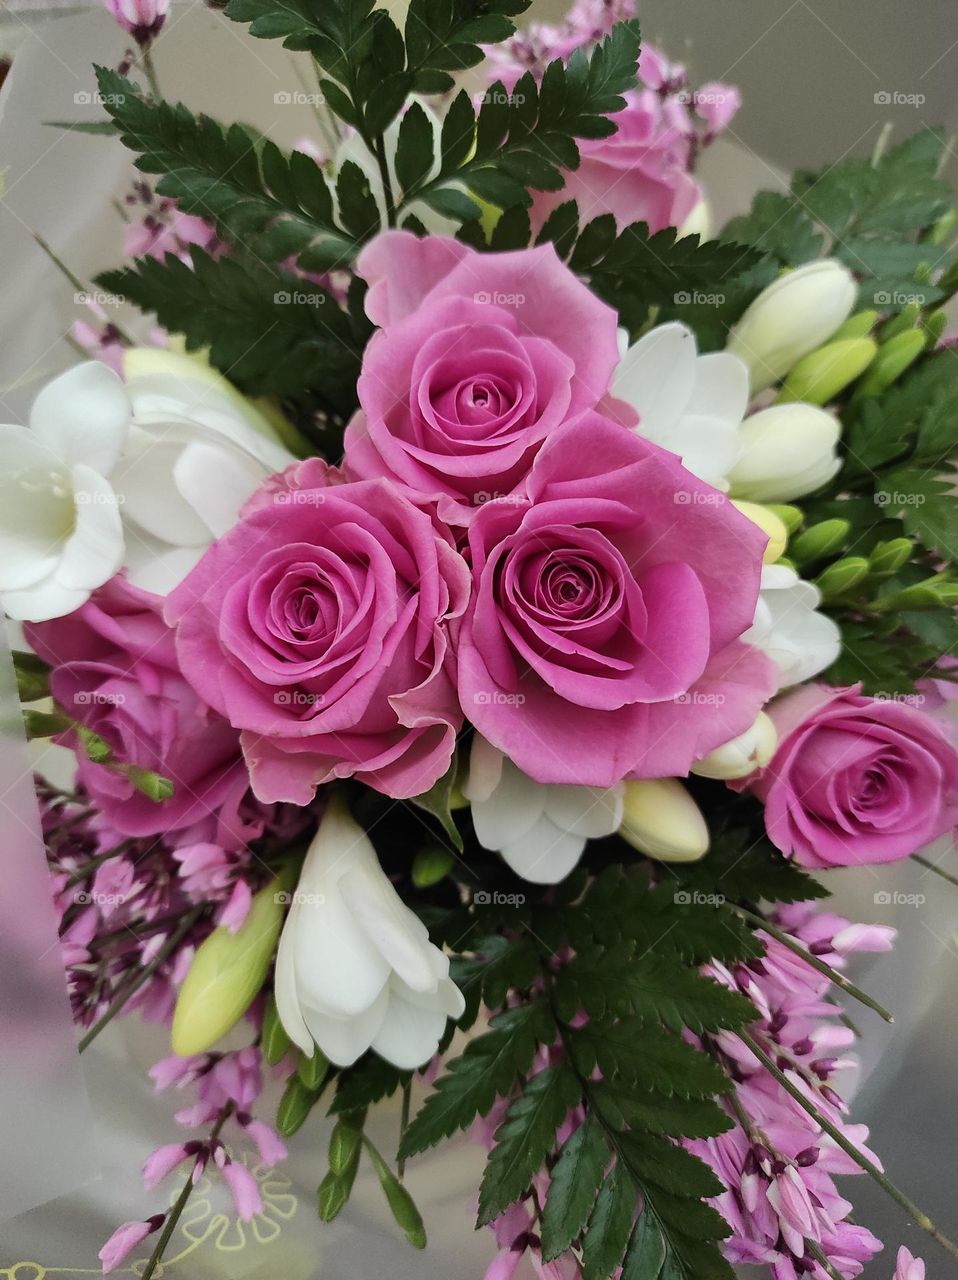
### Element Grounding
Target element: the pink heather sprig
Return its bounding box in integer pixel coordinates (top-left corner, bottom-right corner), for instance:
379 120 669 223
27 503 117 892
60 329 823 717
479 904 897 1280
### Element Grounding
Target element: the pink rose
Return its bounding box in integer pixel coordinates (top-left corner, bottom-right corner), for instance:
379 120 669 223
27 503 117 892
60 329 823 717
532 86 700 234
457 415 775 786
344 232 620 525
26 577 245 838
751 684 958 868
165 476 470 804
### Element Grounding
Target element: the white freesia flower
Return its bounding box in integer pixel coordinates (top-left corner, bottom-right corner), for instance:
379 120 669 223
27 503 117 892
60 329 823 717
611 322 749 490
0 353 295 620
275 798 464 1069
745 563 842 689
464 736 624 884
619 778 709 863
726 402 841 502
0 363 129 622
115 348 294 594
726 259 857 393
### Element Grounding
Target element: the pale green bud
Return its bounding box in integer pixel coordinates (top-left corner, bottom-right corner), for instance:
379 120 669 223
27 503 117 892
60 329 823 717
731 501 789 563
171 872 290 1056
277 1075 323 1138
880 302 922 343
815 556 870 599
297 1043 330 1090
832 309 878 340
125 765 175 802
868 538 913 576
412 845 455 888
727 403 842 503
11 650 50 703
619 779 709 863
855 329 925 398
765 504 805 536
776 338 876 405
790 519 851 567
261 995 291 1066
922 310 947 348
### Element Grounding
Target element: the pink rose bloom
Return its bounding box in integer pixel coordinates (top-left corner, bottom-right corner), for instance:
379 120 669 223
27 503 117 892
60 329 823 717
26 577 245 838
751 684 958 868
344 231 620 526
532 85 700 234
458 414 775 786
165 476 470 804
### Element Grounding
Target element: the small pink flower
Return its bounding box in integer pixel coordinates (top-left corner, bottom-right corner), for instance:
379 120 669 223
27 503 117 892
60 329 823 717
218 880 252 932
101 0 169 46
242 1118 288 1166
142 1141 192 1189
894 1247 925 1280
98 1217 160 1272
221 1160 263 1221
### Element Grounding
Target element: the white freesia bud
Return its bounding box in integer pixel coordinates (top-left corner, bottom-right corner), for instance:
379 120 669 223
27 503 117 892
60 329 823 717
619 779 709 863
727 260 857 392
464 736 624 884
691 712 778 779
727 402 841 502
744 563 842 690
274 797 464 1069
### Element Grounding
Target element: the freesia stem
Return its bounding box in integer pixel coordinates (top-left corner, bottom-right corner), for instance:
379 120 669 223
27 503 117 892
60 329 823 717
739 1029 958 1262
141 46 161 99
731 905 894 1023
911 852 958 889
78 908 203 1052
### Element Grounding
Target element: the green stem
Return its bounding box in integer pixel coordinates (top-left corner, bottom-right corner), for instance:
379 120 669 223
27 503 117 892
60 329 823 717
731 905 894 1023
78 908 203 1052
397 1080 411 1181
141 1105 232 1280
63 840 135 887
32 231 137 345
739 1029 958 1263
372 133 398 228
141 45 162 99
911 852 958 890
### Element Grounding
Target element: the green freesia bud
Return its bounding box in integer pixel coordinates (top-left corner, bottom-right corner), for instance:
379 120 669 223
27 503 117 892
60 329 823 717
922 310 947 348
171 871 291 1056
365 1140 427 1248
925 207 956 246
776 337 876 405
815 556 870 599
731 501 789 563
318 1169 354 1222
868 538 913 576
880 302 922 343
124 765 175 802
855 329 925 398
412 845 455 888
277 1075 324 1138
11 650 50 703
76 724 112 764
765 504 805 536
880 580 958 610
328 1119 363 1177
832 309 878 340
790 518 851 566
297 1043 330 1091
262 995 291 1066
22 708 70 739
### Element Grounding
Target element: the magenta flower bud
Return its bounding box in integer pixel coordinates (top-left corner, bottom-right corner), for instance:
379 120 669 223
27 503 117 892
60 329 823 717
101 0 170 47
98 1217 162 1273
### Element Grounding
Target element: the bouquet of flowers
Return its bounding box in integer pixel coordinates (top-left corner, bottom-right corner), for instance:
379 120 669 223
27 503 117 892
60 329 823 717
6 0 958 1275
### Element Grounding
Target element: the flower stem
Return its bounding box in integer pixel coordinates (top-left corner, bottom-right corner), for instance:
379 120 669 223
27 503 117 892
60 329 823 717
739 1029 958 1262
141 46 161 99
731 905 894 1023
911 852 958 889
62 840 135 887
78 908 203 1052
141 1105 232 1280
397 1080 411 1181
